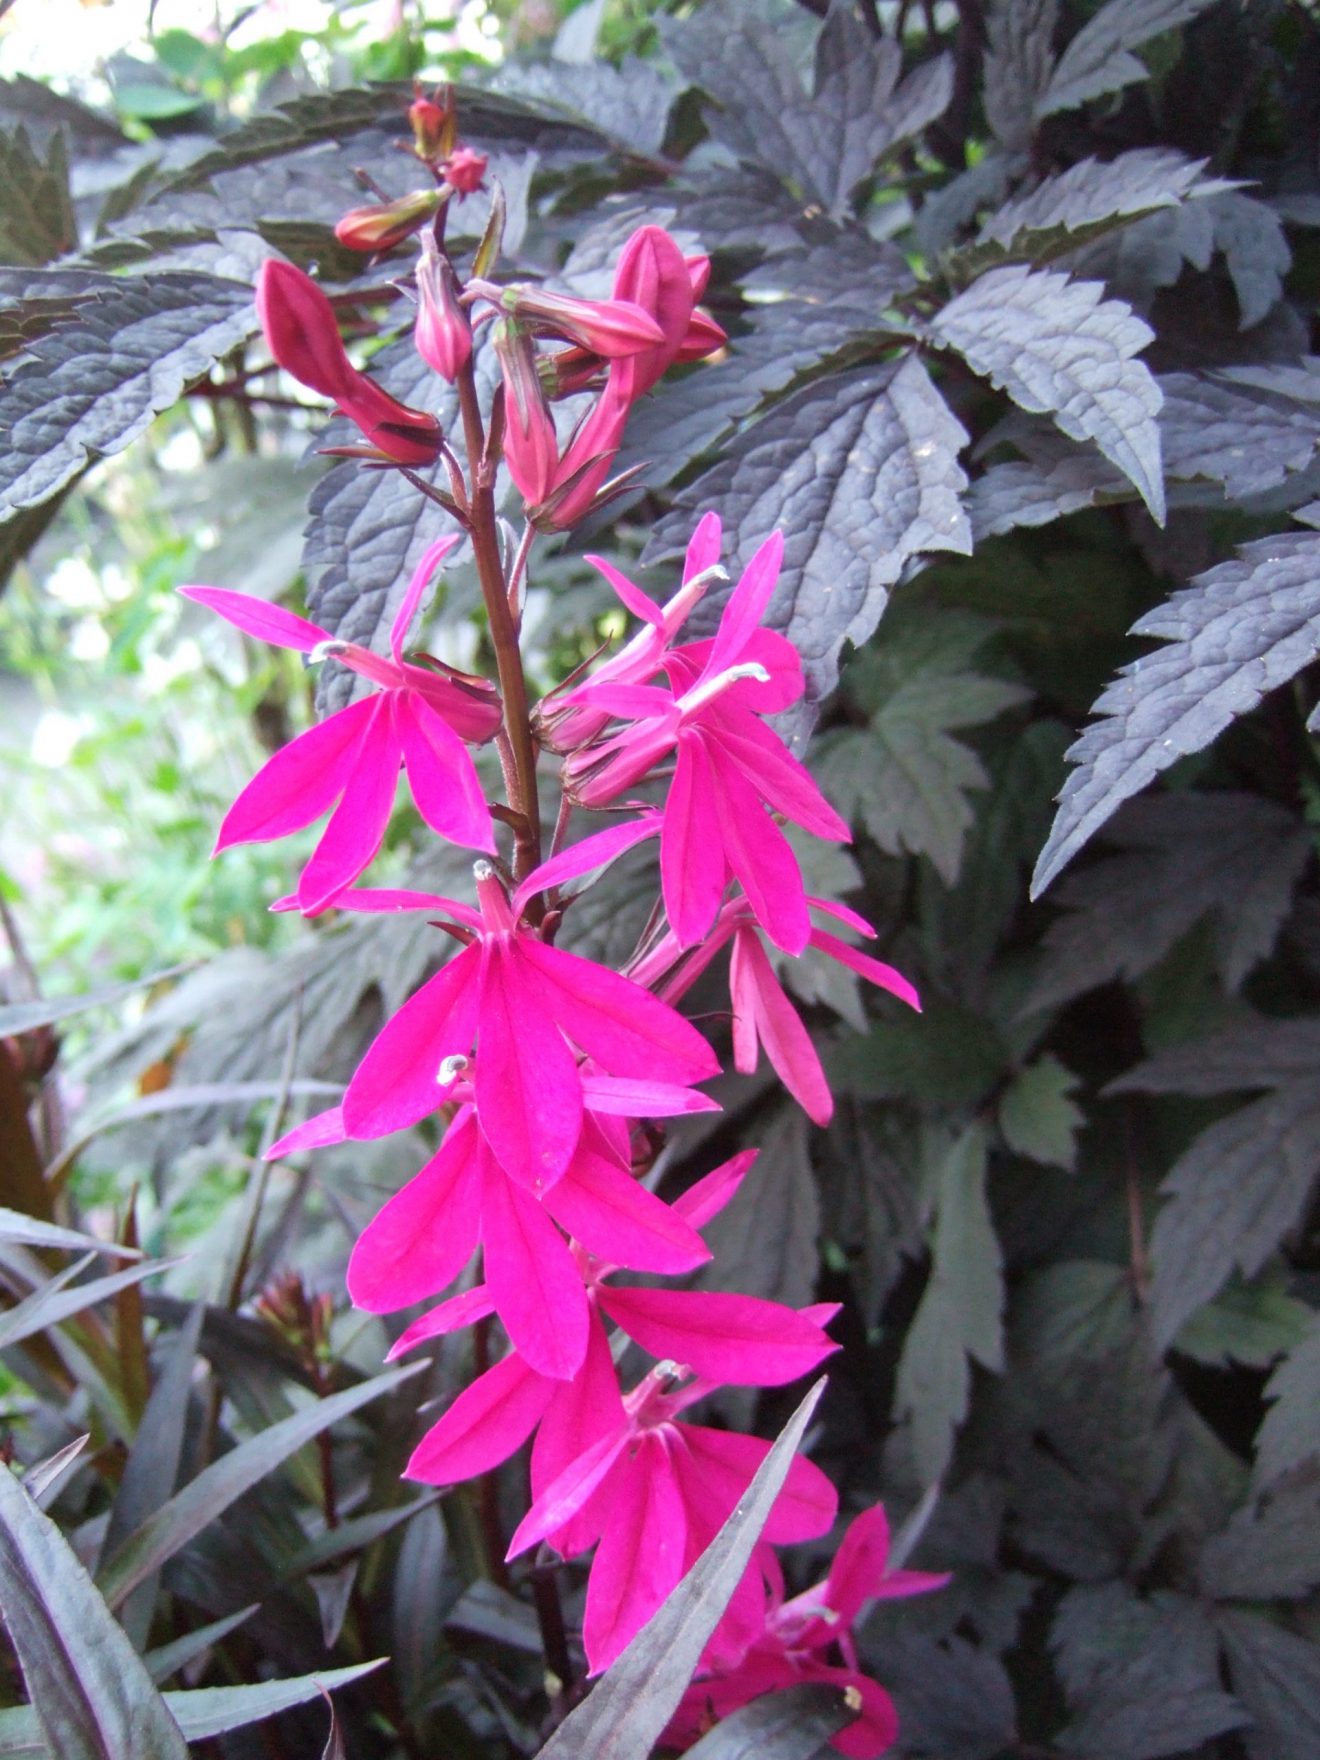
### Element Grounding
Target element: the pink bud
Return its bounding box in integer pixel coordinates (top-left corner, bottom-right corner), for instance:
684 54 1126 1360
256 259 355 402
409 92 454 162
334 187 443 252
414 237 471 381
674 307 727 363
493 319 560 505
609 225 698 402
443 145 488 196
533 382 632 531
473 279 664 359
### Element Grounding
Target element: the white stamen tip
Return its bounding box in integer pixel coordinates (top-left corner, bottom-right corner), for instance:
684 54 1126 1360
472 859 495 882
309 639 346 664
437 1054 469 1085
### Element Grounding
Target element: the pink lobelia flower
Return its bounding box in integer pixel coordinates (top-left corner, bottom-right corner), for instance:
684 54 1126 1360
628 896 921 1128
179 537 500 914
563 529 849 956
338 862 720 1187
668 1504 950 1759
272 1086 715 1381
256 259 442 464
414 234 472 381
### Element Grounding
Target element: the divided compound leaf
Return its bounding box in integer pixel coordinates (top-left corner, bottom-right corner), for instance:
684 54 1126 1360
1038 0 1223 118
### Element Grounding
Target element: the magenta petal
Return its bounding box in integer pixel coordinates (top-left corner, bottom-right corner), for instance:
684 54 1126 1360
390 533 462 663
519 938 719 1085
711 712 850 841
681 1424 838 1544
672 1150 757 1228
706 747 811 955
347 1117 482 1312
397 693 496 852
265 1105 345 1160
823 1504 892 1627
296 696 401 912
179 585 328 653
807 895 875 938
661 732 729 949
387 1283 495 1359
508 1418 631 1559
532 1309 626 1557
683 511 722 582
587 554 664 626
599 1287 837 1386
475 942 583 1190
583 1441 687 1676
810 928 921 1012
215 698 375 851
513 814 661 914
342 946 481 1138
406 1352 555 1485
707 530 783 676
576 682 676 720
731 928 834 1126
830 1671 901 1760
480 1153 588 1379
324 887 483 926
544 1145 710 1274
580 1074 719 1117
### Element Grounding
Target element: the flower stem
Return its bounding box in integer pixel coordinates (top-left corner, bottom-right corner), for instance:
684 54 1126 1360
455 359 542 882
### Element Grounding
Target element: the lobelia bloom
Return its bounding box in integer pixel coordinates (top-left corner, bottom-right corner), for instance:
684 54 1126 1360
668 1504 950 1758
336 861 720 1187
627 895 921 1128
413 234 472 381
180 536 500 913
563 526 849 956
256 259 442 464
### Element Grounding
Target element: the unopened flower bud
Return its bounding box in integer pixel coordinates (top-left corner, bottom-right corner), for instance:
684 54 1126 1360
335 186 444 252
443 145 488 196
414 236 471 381
256 258 355 402
471 278 664 359
493 318 560 506
409 91 455 163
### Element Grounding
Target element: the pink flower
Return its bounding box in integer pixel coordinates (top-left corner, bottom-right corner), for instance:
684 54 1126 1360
668 1505 949 1759
470 277 666 359
179 538 500 913
256 259 442 464
630 896 921 1128
564 530 848 955
505 1350 839 1676
339 862 720 1187
442 144 487 195
493 318 561 506
414 235 471 381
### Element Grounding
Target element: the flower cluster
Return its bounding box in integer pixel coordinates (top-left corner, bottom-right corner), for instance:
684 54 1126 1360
184 96 937 1753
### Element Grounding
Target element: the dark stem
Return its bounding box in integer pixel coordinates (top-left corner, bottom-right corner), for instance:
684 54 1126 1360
454 360 542 882
531 1558 574 1698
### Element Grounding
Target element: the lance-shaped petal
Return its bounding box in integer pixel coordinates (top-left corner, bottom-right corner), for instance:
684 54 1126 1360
341 863 719 1185
180 542 498 911
470 277 665 358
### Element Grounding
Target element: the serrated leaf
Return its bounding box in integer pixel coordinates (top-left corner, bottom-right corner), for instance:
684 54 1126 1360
866 1630 1016 1760
493 57 677 158
1052 1582 1246 1759
95 1361 423 1610
967 148 1221 271
1204 191 1292 329
1011 1262 1135 1364
999 1055 1084 1169
0 1460 190 1760
816 607 1028 881
1175 1275 1313 1370
1217 1609 1320 1760
1146 1081 1320 1350
1033 530 1320 895
663 0 950 216
0 128 75 267
1200 1473 1320 1600
984 0 1059 151
0 271 254 522
647 357 971 728
932 265 1164 519
1028 793 1309 1009
534 1379 827 1760
827 996 1006 1108
1256 1322 1320 1487
1039 0 1222 117
895 1127 1003 1481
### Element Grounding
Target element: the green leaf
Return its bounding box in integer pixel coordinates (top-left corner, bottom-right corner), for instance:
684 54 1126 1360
95 1361 424 1611
895 1127 1003 1481
817 612 1029 883
1011 1262 1135 1365
0 1461 190 1759
1217 1609 1320 1760
144 1608 258 1685
534 1380 827 1760
0 128 75 267
0 1256 179 1352
827 996 1007 1109
1256 1321 1320 1487
1200 1473 1320 1601
1174 1276 1313 1370
0 1209 140 1258
999 1055 1084 1169
682 1682 856 1758
0 969 193 1040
